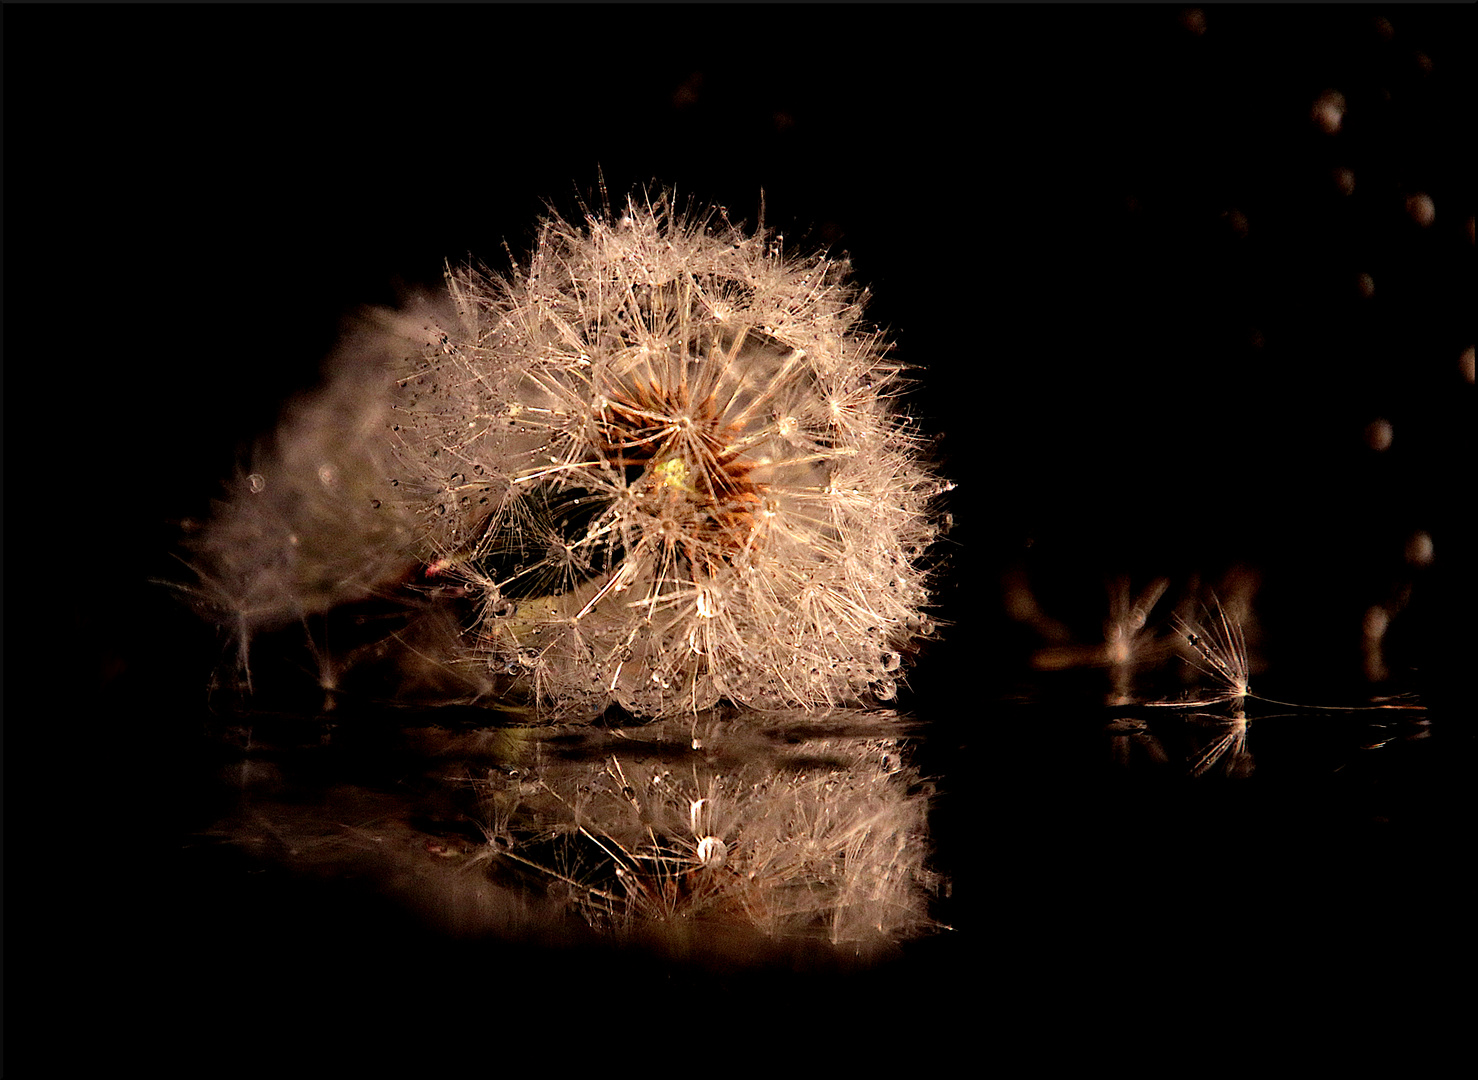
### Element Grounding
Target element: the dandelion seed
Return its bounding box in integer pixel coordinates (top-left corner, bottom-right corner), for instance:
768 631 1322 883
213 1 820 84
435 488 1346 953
1172 598 1251 705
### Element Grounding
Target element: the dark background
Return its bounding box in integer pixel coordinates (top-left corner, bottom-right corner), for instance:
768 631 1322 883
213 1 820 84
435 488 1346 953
7 4 1474 1059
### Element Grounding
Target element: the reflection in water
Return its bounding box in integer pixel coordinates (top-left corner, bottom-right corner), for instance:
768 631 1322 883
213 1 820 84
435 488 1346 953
1011 570 1434 776
192 705 946 965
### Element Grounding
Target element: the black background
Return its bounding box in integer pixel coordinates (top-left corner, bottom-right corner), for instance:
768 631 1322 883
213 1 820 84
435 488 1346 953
7 4 1474 1062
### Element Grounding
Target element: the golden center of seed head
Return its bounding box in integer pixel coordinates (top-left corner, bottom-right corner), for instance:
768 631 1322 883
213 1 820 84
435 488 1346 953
652 457 692 492
593 376 765 560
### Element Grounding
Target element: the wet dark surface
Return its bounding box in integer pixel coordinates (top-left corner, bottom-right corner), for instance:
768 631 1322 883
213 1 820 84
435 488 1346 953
71 597 1472 1043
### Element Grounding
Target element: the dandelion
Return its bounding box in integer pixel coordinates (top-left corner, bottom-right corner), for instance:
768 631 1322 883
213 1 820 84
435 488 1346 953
179 188 946 718
381 187 946 717
176 324 421 693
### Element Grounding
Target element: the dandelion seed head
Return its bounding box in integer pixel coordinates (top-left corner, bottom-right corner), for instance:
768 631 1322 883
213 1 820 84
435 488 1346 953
387 190 946 717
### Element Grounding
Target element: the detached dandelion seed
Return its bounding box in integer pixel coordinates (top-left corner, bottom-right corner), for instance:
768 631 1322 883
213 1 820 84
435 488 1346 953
1171 598 1251 706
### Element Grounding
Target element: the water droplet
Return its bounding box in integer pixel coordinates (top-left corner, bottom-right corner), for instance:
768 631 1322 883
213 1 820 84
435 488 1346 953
696 836 727 870
1311 89 1345 135
1405 531 1434 567
1405 193 1436 228
1364 418 1393 452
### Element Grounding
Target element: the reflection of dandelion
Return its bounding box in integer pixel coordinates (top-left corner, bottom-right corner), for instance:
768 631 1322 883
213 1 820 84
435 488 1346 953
1010 568 1427 779
470 714 941 950
1184 709 1252 778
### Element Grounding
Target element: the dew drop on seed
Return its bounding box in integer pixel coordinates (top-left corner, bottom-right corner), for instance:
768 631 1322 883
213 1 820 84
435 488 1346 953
697 836 727 870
